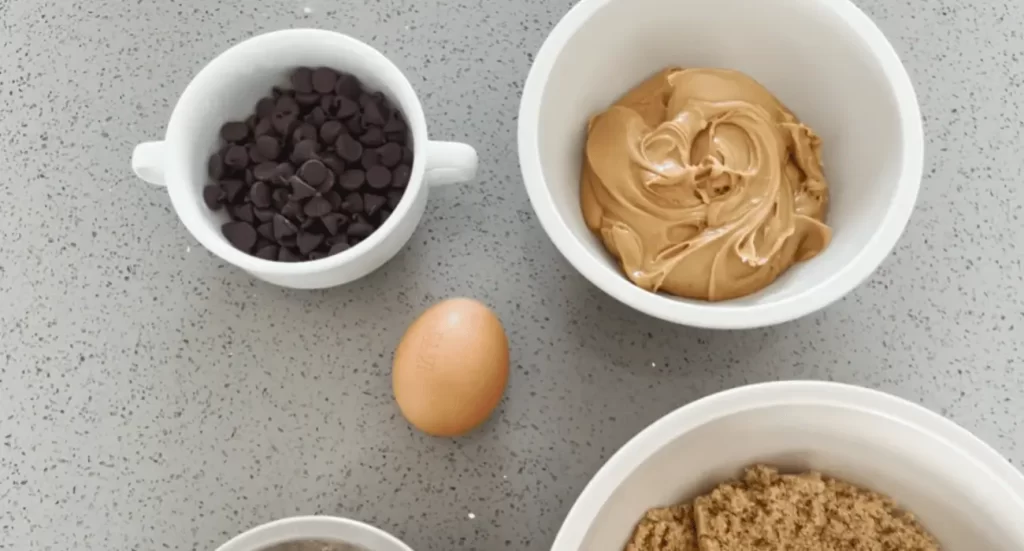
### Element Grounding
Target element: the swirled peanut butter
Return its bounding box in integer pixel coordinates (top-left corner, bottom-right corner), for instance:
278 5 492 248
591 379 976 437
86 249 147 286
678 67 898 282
581 68 832 301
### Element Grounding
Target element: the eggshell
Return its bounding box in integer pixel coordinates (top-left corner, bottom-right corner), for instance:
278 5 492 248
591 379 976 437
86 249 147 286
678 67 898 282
392 298 509 437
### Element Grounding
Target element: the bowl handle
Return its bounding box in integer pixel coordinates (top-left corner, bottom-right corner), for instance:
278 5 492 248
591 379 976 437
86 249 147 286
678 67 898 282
131 141 167 187
424 141 478 187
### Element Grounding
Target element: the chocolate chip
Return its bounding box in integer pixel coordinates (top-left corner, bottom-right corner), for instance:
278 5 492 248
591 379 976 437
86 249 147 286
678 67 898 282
304 196 332 218
337 96 359 119
360 127 385 147
253 117 274 138
347 221 374 238
274 162 296 184
319 95 338 116
328 241 351 255
278 247 301 262
273 214 298 241
321 213 347 235
308 251 328 260
386 132 407 145
257 222 275 241
244 168 255 185
251 96 274 118
334 73 361 99
256 136 280 160
295 92 320 106
248 144 268 165
363 193 386 217
232 203 255 224
208 153 225 179
221 179 246 203
203 185 224 210
391 164 411 189
291 139 319 164
359 92 382 109
291 67 314 94
362 101 386 126
306 106 328 127
318 171 336 195
223 221 257 251
324 191 342 211
387 189 404 210
272 112 297 136
339 169 365 191
298 159 328 186
341 193 363 214
336 134 363 163
322 154 346 175
345 114 363 135
366 166 391 189
377 143 402 167
297 232 324 254
361 148 380 170
402 147 414 165
250 181 273 208
379 209 391 223
320 120 344 144
254 207 276 223
253 162 278 182
280 201 302 221
290 176 318 200
224 145 250 169
276 96 300 117
383 112 406 133
255 243 279 260
293 123 318 144
311 67 338 94
221 122 249 143
271 188 290 209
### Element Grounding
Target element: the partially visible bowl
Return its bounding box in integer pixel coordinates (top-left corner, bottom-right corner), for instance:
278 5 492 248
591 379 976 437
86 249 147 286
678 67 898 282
216 516 413 551
518 0 924 329
550 381 1024 550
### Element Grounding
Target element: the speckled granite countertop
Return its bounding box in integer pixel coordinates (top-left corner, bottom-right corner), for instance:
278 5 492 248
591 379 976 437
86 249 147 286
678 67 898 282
1 0 1021 549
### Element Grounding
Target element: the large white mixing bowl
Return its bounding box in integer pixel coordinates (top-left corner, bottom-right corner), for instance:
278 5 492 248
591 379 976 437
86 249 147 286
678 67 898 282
551 382 1024 550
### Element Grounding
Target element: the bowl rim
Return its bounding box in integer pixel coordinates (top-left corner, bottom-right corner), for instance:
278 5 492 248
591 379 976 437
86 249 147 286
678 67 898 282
215 515 415 551
517 0 925 329
548 381 1024 550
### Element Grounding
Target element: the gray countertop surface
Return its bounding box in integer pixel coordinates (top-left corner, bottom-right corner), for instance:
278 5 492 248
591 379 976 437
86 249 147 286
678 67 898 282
1 0 1022 549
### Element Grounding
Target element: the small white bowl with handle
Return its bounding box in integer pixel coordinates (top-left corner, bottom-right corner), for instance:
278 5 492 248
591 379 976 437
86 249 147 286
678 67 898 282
551 381 1024 550
216 516 413 551
132 29 477 289
518 0 924 328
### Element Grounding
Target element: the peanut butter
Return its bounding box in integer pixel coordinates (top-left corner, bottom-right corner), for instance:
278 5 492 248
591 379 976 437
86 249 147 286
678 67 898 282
581 68 832 301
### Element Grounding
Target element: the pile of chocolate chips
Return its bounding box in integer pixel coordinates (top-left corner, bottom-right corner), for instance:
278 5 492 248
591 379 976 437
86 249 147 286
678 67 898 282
204 67 414 262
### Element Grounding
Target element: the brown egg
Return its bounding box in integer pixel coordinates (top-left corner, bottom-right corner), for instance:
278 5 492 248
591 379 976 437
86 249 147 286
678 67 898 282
392 298 509 437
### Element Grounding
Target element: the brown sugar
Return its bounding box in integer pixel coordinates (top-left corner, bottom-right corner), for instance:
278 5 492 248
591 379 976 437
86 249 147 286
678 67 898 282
625 504 699 551
624 465 939 551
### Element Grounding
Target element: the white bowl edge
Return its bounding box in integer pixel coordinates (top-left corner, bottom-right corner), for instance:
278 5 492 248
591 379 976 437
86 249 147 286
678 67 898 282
215 515 414 551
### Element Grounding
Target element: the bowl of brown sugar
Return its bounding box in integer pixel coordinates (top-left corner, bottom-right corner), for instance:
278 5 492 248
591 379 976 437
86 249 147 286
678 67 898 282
550 382 1024 551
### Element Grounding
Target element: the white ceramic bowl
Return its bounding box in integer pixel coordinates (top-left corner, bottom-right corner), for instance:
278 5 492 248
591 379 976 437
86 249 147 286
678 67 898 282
216 516 413 551
551 382 1024 550
132 30 477 289
518 0 924 328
